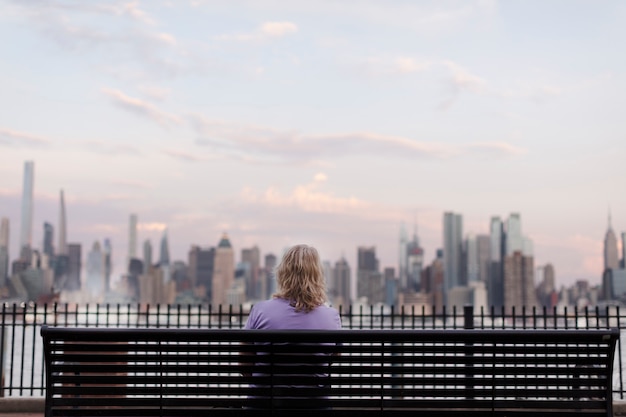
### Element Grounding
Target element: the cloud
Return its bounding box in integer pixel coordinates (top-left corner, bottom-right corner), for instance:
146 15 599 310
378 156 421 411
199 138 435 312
83 140 141 156
240 177 371 215
466 141 528 156
314 172 328 182
260 21 298 37
191 115 528 163
102 88 182 127
138 222 168 232
138 85 172 101
0 128 50 146
361 56 432 76
163 149 211 162
215 21 298 42
111 179 153 189
191 115 456 163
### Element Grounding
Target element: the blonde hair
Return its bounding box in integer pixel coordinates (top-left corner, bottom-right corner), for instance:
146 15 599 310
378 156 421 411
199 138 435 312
273 244 327 313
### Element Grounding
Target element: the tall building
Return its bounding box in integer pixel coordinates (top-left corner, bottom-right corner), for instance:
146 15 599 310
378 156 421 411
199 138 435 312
443 212 463 298
43 222 54 258
504 251 536 309
604 212 619 271
263 253 277 299
57 190 68 256
159 229 170 267
488 217 504 308
66 243 82 291
212 234 234 306
332 256 352 308
537 264 557 308
103 239 112 294
128 214 138 267
357 246 382 304
398 222 408 289
476 234 490 284
241 246 260 300
143 239 153 270
189 245 215 301
464 234 479 284
622 232 626 269
0 217 9 286
20 161 34 260
406 224 423 292
86 241 104 301
505 213 523 256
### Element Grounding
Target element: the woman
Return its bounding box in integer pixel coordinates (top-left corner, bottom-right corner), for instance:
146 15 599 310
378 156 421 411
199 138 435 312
245 244 341 330
243 244 341 410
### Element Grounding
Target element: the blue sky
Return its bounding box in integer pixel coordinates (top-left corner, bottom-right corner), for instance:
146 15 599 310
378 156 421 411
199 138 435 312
1 0 625 288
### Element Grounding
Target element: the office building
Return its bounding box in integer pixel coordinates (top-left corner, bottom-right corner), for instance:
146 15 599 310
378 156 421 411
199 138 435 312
212 234 234 306
443 212 463 300
504 251 536 309
0 218 9 286
20 161 34 260
143 239 153 271
263 253 277 299
406 224 423 292
159 229 170 267
43 222 54 259
103 238 112 294
604 212 619 271
128 214 138 267
241 246 260 299
476 234 490 284
189 245 215 301
332 256 351 308
86 241 104 301
357 246 383 304
66 243 82 291
57 190 68 256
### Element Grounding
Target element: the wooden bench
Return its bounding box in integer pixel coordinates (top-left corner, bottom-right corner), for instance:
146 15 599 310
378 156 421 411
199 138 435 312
41 326 619 416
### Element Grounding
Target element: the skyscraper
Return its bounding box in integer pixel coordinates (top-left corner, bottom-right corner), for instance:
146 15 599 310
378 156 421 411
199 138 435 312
66 243 82 291
357 246 382 304
476 234 490 284
504 251 536 309
622 232 626 269
143 239 153 270
443 212 463 296
0 217 9 286
86 241 104 301
505 213 523 256
263 253 277 299
43 222 54 258
103 238 112 294
398 222 408 289
332 256 352 308
128 214 138 267
19 161 34 260
189 245 215 300
212 233 234 306
57 189 68 256
406 223 423 292
464 234 479 284
488 216 504 308
241 246 261 299
604 212 619 271
159 229 170 267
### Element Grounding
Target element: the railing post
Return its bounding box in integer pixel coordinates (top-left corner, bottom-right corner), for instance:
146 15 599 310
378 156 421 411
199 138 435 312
464 305 474 400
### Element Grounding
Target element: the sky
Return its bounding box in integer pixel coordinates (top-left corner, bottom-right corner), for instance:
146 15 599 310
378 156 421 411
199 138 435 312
1 0 625 289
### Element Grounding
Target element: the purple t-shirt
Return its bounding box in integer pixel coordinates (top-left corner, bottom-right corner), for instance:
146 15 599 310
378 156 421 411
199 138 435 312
245 298 342 330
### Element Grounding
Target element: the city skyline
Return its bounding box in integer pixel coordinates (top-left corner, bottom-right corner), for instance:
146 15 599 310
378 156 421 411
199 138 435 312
1 1 625 286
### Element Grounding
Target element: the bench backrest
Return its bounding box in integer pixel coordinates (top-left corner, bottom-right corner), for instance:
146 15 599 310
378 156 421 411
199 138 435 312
41 326 619 417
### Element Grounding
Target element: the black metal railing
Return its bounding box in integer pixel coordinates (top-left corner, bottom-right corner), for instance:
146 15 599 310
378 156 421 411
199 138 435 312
1 302 624 398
